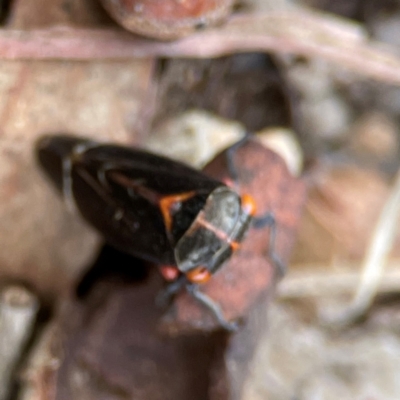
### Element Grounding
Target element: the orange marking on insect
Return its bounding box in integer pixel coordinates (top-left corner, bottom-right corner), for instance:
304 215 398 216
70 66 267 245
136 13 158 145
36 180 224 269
159 191 196 232
230 241 240 251
186 266 211 284
160 265 180 281
241 193 257 216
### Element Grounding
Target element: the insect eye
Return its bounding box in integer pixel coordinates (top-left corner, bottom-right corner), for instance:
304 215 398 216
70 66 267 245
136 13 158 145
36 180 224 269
186 266 211 284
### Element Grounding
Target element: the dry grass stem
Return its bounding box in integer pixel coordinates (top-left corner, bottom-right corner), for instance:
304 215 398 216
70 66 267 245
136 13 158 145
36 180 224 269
317 170 400 326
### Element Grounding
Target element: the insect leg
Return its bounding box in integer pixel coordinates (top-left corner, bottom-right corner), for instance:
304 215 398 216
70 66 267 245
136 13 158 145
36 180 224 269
186 284 239 332
155 275 187 308
253 212 286 276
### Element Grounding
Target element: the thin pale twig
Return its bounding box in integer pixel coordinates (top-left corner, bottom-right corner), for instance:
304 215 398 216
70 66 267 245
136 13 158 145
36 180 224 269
277 261 400 299
0 10 399 84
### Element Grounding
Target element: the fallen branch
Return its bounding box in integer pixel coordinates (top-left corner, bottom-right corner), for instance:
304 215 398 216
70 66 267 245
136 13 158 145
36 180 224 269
0 10 399 85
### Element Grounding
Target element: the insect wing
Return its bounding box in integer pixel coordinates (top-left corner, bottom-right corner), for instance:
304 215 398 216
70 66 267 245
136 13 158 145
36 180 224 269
78 143 222 196
37 136 223 265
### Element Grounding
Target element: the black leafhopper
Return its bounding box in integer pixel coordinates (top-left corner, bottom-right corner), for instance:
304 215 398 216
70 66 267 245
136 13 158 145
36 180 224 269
36 135 279 330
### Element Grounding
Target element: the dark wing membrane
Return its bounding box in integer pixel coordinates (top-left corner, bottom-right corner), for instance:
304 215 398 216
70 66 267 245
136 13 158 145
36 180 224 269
36 135 223 195
72 146 222 262
36 135 224 265
80 144 222 195
71 165 176 264
36 135 89 193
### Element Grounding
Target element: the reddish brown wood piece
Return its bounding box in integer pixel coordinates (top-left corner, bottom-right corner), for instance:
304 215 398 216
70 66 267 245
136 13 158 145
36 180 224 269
161 138 306 332
100 0 234 39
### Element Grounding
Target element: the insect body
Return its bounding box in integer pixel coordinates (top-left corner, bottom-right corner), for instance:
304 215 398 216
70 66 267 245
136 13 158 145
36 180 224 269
37 135 259 330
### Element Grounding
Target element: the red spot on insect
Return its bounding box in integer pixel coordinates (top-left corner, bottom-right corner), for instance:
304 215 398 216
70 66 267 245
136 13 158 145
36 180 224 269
160 265 180 281
222 177 235 188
